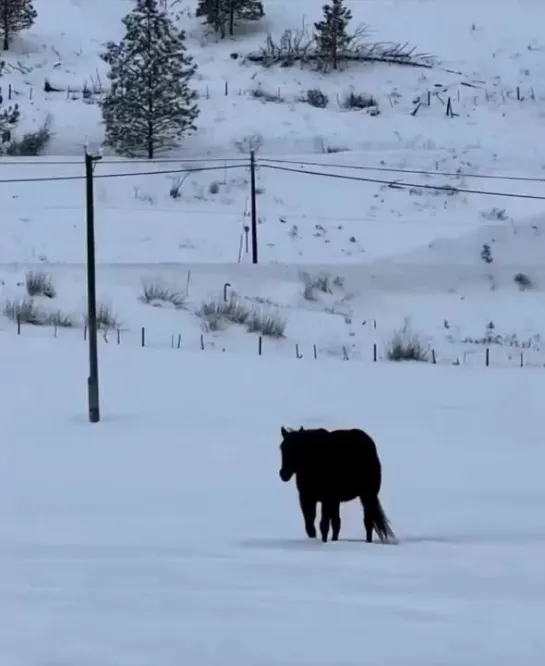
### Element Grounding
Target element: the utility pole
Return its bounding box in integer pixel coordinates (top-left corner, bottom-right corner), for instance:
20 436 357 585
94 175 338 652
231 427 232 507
85 151 102 423
249 150 258 264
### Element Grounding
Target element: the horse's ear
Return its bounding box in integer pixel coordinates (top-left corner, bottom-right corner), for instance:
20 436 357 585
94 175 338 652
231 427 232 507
281 426 288 438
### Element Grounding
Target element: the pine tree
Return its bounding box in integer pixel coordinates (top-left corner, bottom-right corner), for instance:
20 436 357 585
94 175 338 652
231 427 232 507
196 0 228 38
100 0 199 159
314 0 352 71
197 0 264 38
0 0 37 51
229 0 264 36
0 61 20 150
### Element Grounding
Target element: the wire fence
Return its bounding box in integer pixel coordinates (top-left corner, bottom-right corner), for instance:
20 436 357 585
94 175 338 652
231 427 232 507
5 318 545 369
4 77 541 113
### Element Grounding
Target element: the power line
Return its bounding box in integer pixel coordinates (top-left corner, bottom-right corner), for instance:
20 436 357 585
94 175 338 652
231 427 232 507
0 163 245 185
260 163 545 201
3 153 543 186
259 157 545 184
0 156 249 166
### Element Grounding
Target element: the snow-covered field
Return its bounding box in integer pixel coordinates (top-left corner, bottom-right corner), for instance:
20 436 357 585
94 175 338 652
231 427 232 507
3 338 545 666
3 0 545 663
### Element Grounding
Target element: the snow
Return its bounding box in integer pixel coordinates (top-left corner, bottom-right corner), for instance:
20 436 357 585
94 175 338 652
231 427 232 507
3 337 545 666
3 0 545 663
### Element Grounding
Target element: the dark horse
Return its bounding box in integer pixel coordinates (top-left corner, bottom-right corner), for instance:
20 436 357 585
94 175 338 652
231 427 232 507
279 426 396 544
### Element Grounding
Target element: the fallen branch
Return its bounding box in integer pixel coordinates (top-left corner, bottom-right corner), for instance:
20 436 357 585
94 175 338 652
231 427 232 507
243 23 435 70
245 50 433 69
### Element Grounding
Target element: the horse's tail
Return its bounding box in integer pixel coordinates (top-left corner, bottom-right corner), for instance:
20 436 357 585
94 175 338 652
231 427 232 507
373 498 397 544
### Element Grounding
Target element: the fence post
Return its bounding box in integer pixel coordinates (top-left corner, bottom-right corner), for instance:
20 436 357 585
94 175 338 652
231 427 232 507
250 150 258 264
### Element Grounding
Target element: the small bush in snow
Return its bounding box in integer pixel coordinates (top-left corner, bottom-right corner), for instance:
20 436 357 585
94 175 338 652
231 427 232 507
84 303 120 330
342 92 378 111
6 115 52 156
300 271 343 300
481 207 508 221
246 308 286 338
45 309 74 328
209 180 220 194
513 272 533 290
386 320 429 362
198 295 251 327
249 86 283 103
3 297 47 325
25 270 56 298
306 88 329 108
169 173 190 199
140 280 186 308
234 132 263 154
480 243 493 264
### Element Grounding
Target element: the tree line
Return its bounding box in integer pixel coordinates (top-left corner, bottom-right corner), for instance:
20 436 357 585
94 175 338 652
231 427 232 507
0 0 356 159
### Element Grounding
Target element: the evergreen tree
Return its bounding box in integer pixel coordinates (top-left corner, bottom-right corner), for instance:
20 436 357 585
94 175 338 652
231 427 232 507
0 61 20 150
197 0 264 38
100 0 198 159
0 0 37 51
196 0 228 38
228 0 263 36
314 0 352 71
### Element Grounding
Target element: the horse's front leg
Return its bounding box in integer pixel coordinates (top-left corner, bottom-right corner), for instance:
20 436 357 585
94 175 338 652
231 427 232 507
319 503 331 542
329 502 341 541
298 492 317 538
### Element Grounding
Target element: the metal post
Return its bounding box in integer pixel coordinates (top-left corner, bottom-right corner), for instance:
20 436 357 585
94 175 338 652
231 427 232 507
85 151 102 423
249 150 258 264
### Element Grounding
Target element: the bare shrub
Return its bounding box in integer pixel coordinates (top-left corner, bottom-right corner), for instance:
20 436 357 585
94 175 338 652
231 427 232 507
306 88 329 108
300 271 343 300
45 309 74 328
6 114 52 156
386 320 429 362
140 280 186 308
481 207 508 221
249 85 284 103
341 91 378 110
246 308 286 338
169 173 190 199
234 133 264 154
513 272 533 290
3 297 46 325
25 270 56 298
84 303 120 330
198 295 251 327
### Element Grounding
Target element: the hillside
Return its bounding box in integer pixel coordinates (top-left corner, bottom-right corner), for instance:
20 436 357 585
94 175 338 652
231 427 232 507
1 0 545 367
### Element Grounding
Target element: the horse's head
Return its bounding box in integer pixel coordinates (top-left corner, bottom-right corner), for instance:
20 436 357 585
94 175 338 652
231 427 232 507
279 426 304 482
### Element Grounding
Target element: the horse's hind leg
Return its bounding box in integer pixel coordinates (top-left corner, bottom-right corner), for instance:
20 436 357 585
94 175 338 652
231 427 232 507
330 502 341 541
360 497 375 543
320 502 340 542
319 503 331 542
298 492 317 538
